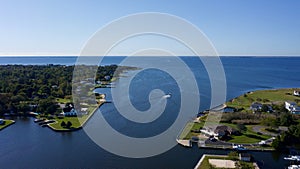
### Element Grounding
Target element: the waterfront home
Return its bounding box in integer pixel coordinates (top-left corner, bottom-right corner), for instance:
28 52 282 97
250 102 262 112
214 125 238 138
294 90 300 96
285 101 297 111
223 107 235 113
285 101 300 114
239 153 251 162
61 107 77 116
104 75 111 81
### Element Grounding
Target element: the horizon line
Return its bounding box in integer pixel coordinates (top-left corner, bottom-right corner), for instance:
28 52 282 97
0 55 300 57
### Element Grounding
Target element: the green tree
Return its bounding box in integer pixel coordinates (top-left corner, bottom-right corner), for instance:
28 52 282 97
272 136 284 150
237 124 247 132
66 121 72 128
61 121 66 128
280 113 294 126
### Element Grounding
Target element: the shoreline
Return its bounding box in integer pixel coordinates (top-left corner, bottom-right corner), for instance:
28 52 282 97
178 87 300 150
47 101 106 132
0 120 16 131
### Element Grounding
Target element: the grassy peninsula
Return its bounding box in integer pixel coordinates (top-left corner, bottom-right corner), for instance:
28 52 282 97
0 119 15 130
179 88 300 151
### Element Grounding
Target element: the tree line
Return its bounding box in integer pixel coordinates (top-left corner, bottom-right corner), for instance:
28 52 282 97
0 64 136 116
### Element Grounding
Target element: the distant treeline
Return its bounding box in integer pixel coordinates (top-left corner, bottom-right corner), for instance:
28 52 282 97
0 64 136 116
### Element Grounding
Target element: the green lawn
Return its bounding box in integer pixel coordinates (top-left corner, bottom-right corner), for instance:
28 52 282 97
49 117 82 130
48 104 99 130
227 125 271 144
56 97 71 104
178 121 272 144
226 88 300 110
0 120 15 130
179 122 204 139
220 122 238 129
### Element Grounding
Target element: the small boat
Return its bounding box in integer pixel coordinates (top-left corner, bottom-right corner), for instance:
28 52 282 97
38 120 55 125
163 93 171 99
284 155 300 161
233 145 247 151
34 118 45 123
288 165 300 169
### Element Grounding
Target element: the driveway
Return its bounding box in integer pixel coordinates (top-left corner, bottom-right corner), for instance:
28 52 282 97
251 125 278 137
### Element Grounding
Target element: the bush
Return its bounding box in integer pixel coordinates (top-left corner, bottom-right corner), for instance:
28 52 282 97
237 124 246 132
61 121 66 127
66 121 72 128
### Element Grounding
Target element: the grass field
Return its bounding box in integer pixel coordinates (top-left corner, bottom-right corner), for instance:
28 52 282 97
227 125 271 144
179 88 298 144
0 120 15 130
226 88 300 110
56 97 71 104
49 116 82 130
179 121 271 143
179 122 204 139
48 104 99 130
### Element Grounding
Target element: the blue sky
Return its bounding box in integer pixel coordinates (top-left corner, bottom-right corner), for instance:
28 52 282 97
0 0 300 56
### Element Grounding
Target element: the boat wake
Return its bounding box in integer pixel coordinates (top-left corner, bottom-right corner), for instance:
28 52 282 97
162 93 171 99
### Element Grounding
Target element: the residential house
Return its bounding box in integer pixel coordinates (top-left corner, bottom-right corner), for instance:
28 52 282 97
250 102 262 112
214 125 238 138
61 107 77 116
285 101 297 111
104 75 111 81
294 90 300 96
285 101 300 114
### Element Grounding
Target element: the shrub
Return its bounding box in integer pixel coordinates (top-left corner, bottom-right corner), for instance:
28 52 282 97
61 121 66 127
66 121 72 128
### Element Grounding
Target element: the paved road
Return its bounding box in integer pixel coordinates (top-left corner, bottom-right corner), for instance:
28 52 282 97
252 125 278 137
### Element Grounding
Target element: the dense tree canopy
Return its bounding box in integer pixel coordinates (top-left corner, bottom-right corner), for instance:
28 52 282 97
0 64 136 116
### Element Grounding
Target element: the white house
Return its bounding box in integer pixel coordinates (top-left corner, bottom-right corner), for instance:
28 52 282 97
61 108 77 116
285 101 300 114
285 101 297 111
0 119 4 125
294 90 300 96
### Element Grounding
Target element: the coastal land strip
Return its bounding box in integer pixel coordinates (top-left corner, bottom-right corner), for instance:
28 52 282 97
178 88 300 152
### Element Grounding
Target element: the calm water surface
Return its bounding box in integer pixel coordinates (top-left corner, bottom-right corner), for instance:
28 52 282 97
1 56 299 169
